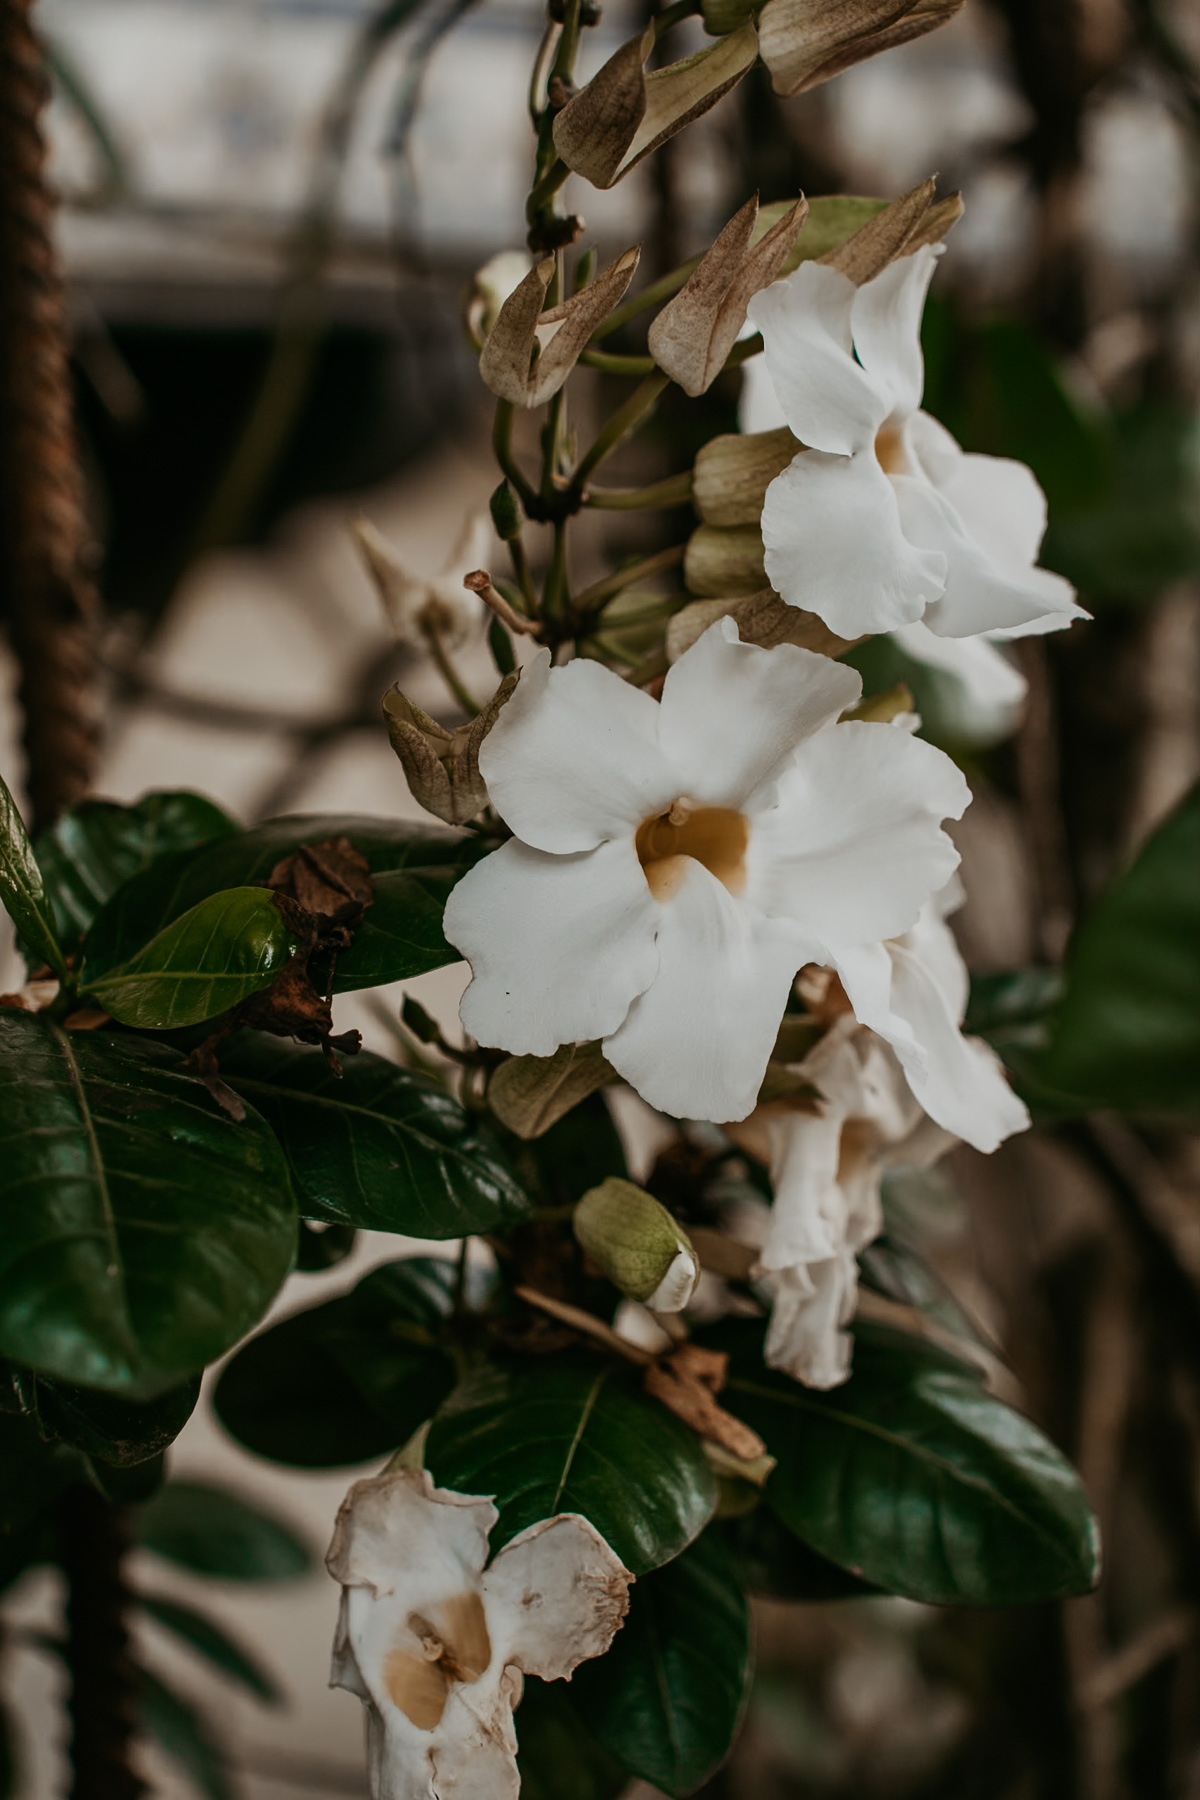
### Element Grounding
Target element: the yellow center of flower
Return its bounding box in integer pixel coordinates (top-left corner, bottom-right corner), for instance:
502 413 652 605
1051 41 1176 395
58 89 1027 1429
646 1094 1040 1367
636 799 749 903
875 423 908 475
385 1591 492 1730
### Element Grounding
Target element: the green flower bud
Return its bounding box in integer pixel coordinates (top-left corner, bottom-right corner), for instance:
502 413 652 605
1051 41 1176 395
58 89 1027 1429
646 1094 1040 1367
489 479 523 543
573 1178 700 1313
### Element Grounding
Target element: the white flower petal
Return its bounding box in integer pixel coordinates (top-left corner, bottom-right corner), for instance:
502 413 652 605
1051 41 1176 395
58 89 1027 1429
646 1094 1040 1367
904 408 962 488
480 650 679 853
752 722 968 947
431 1682 522 1800
604 859 806 1122
738 351 788 435
658 619 861 809
761 449 946 635
482 1513 632 1679
894 474 1087 638
838 931 1029 1153
850 246 940 423
934 447 1048 572
757 1106 846 1271
446 837 660 1057
747 262 890 455
764 1256 858 1389
893 619 1028 712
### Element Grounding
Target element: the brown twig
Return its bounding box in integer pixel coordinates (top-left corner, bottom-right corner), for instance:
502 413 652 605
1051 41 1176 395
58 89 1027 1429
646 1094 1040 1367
0 0 101 830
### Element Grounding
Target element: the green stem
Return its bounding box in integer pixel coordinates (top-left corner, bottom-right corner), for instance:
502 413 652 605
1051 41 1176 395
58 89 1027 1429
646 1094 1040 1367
589 254 702 342
570 370 671 492
508 535 538 610
573 542 685 613
724 331 763 368
543 519 571 620
492 401 536 505
525 156 570 229
652 0 700 37
579 348 658 375
421 616 481 716
584 470 693 510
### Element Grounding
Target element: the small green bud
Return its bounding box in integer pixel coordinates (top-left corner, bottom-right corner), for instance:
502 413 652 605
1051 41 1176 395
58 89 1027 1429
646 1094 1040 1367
401 995 440 1044
572 246 598 292
574 1178 700 1313
489 479 523 542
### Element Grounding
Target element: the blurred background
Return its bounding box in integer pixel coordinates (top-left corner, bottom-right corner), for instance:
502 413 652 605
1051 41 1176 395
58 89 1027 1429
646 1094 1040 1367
0 0 1198 1794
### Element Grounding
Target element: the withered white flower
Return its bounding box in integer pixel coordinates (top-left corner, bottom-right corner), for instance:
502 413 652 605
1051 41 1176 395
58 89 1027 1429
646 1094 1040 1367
355 512 492 653
443 618 970 1123
834 880 1031 1155
733 1015 952 1388
743 245 1089 642
327 1468 631 1800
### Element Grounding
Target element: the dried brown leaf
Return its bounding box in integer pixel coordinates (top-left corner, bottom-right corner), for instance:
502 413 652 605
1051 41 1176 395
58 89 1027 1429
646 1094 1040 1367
479 250 640 408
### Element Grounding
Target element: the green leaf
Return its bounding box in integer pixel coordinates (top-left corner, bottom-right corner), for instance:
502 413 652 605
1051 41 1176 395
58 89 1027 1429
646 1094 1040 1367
721 1506 878 1601
717 1321 1100 1606
143 1594 282 1703
81 887 299 1029
140 1666 234 1800
571 1529 751 1796
214 1259 458 1468
0 770 69 981
515 1679 627 1800
81 814 480 988
425 1355 717 1575
138 1480 313 1581
1035 783 1200 1115
510 1090 628 1210
0 1413 86 1532
87 1451 166 1504
220 1036 529 1237
33 792 236 953
27 1373 201 1467
0 1013 296 1393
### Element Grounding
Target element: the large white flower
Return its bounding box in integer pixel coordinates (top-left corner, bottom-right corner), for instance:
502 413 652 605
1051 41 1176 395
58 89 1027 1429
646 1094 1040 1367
327 1468 631 1800
444 618 970 1124
731 1017 953 1389
743 246 1088 642
834 880 1030 1154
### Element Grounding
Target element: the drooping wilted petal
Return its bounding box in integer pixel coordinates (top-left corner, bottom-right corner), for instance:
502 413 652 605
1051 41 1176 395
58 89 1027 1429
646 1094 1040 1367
761 447 946 635
447 836 661 1057
553 22 758 189
657 619 861 809
479 650 678 854
383 673 518 827
482 1514 632 1677
648 194 808 395
604 859 810 1122
759 0 963 100
753 723 969 947
479 249 640 409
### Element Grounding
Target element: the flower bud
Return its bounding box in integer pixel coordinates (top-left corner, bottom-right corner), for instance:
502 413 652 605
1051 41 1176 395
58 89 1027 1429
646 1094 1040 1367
683 523 766 597
383 672 518 827
692 428 798 528
574 1178 700 1313
489 479 523 542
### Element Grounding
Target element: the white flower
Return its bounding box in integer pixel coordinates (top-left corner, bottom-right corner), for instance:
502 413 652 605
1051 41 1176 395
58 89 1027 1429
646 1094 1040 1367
355 512 493 652
743 246 1088 642
443 618 970 1124
834 879 1031 1154
327 1468 631 1800
733 1017 952 1389
890 619 1029 746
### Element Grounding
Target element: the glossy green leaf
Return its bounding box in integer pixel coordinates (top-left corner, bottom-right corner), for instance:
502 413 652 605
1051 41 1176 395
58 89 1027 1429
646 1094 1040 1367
0 770 68 981
138 1480 313 1582
572 1529 751 1796
1036 783 1200 1115
0 1413 86 1532
143 1594 282 1703
425 1355 717 1575
26 1372 201 1467
81 887 298 1028
214 1258 458 1468
33 792 236 952
140 1666 233 1800
0 1013 296 1393
87 1451 166 1504
721 1506 878 1602
515 1679 627 1800
221 1037 529 1237
717 1322 1100 1606
82 814 481 988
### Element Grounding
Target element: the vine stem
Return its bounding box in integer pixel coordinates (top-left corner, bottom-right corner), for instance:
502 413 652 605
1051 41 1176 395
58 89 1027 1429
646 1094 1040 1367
0 0 102 832
56 1486 147 1800
570 371 671 494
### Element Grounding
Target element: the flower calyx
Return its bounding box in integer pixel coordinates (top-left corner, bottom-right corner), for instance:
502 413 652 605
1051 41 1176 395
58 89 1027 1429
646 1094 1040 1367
479 248 641 409
574 1176 701 1313
383 672 520 828
488 1040 617 1140
552 21 758 189
757 0 965 99
648 193 809 396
